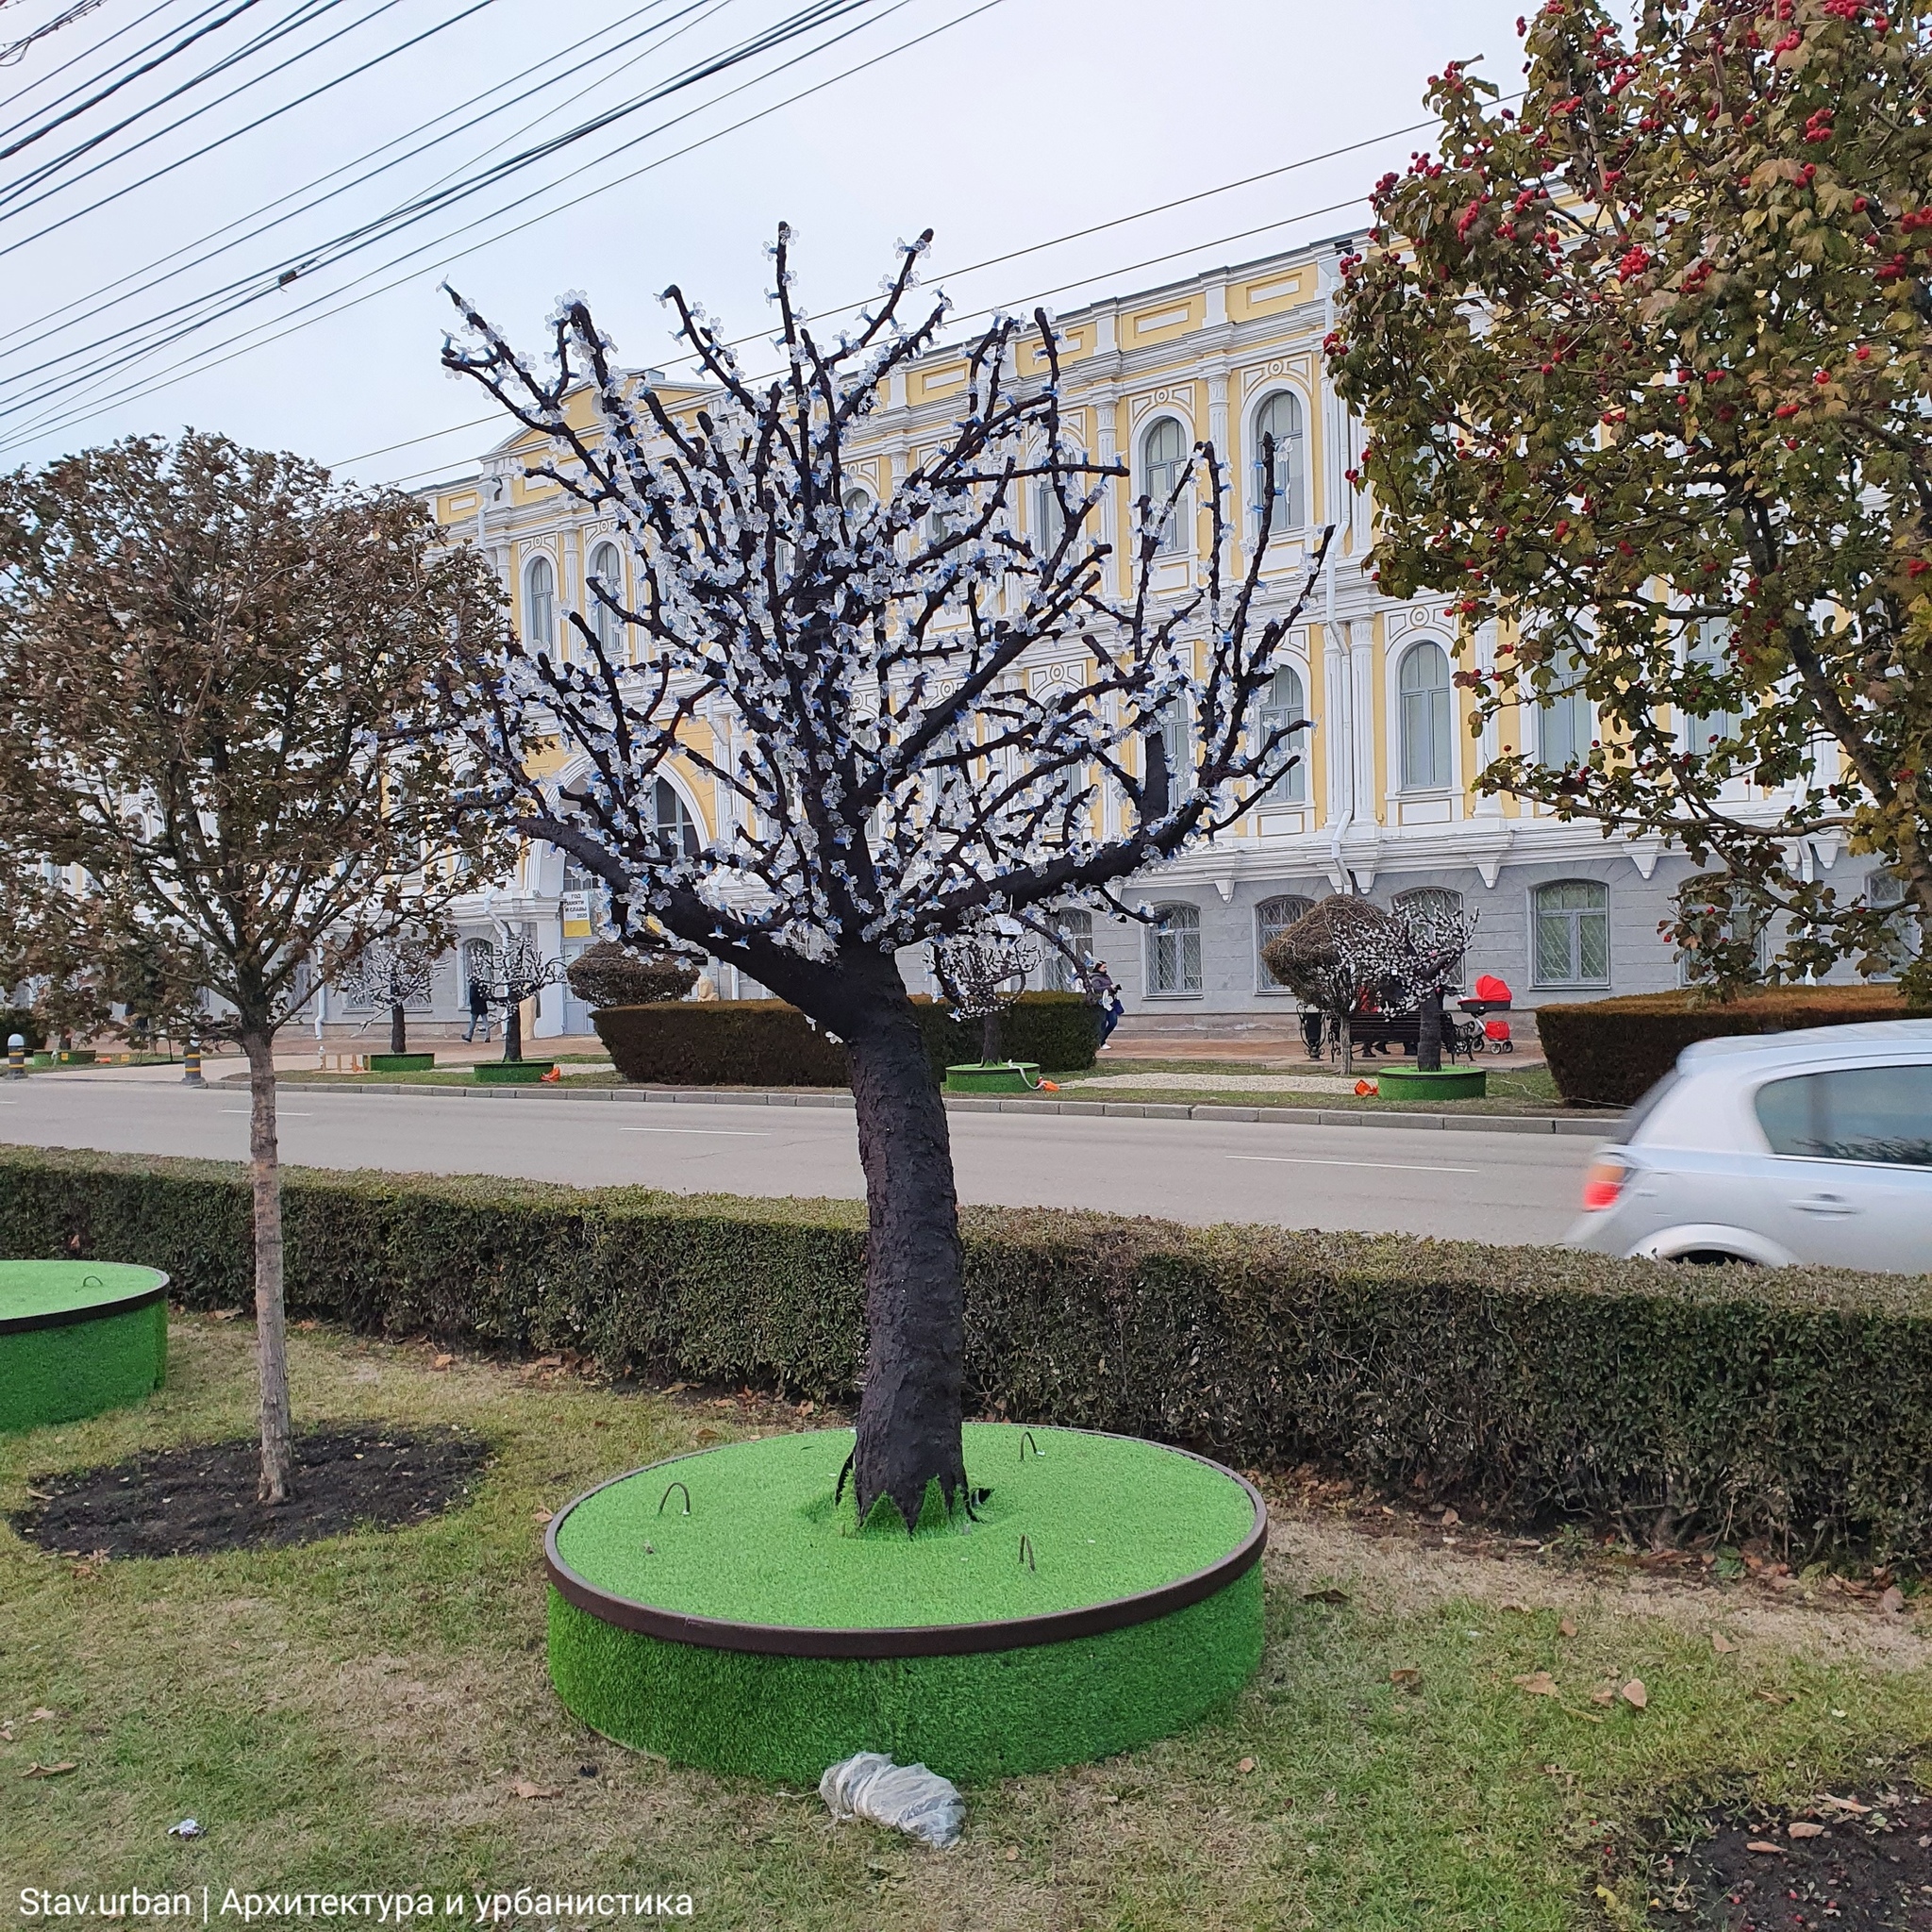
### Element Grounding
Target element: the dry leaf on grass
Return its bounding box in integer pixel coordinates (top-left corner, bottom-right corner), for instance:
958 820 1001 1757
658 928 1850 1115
1788 1822 1826 1840
28 1708 56 1723
1557 1617 1577 1639
1711 1633 1738 1654
1439 1509 1460 1528
532 1511 553 1526
431 1354 454 1372
1301 1589 1349 1606
1498 1598 1529 1613
1389 1668 1423 1690
1513 1672 1558 1697
1621 1679 1648 1710
1237 1757 1256 1775
23 1761 77 1778
1752 1689 1792 1707
509 1780 561 1801
1590 1687 1616 1707
1746 1841 1784 1856
1821 1796 1872 1816
1880 1585 1907 1615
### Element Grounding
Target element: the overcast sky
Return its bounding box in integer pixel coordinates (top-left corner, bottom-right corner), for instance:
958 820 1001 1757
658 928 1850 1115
0 0 1525 490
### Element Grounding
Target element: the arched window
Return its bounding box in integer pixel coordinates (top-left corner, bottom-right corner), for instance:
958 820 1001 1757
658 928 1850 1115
1539 645 1591 768
653 777 700 858
1256 893 1314 991
1393 886 1466 988
1141 417 1190 556
841 486 872 519
1252 391 1306 534
1146 902 1202 993
1044 908 1094 992
1035 478 1068 553
1532 879 1610 988
1257 663 1307 803
461 936 495 991
587 541 625 658
1684 618 1746 754
1398 641 1453 791
524 554 557 655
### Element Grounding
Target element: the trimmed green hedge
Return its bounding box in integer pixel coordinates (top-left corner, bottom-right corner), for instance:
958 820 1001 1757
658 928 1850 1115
1540 985 1932 1108
593 992 1100 1087
7 1144 1932 1561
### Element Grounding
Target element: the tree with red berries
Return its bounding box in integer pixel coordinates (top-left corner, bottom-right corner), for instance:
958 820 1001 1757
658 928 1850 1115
1330 0 1932 995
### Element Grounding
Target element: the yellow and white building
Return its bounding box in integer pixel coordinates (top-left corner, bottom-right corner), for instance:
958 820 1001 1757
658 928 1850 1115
395 233 1888 1042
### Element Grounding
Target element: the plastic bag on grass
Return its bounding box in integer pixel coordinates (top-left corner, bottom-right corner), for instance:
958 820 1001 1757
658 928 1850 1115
819 1752 963 1850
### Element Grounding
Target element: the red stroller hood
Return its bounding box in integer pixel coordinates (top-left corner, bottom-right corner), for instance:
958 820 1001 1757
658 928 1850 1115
1473 974 1512 1003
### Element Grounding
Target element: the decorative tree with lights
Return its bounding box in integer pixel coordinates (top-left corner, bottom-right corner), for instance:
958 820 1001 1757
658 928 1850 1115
439 229 1330 1529
1352 895 1480 1073
336 931 439 1057
932 924 1039 1067
475 919 566 1062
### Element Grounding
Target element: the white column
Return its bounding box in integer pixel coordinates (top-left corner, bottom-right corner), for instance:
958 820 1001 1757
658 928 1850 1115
1474 619 1504 818
1323 621 1349 824
1351 621 1376 823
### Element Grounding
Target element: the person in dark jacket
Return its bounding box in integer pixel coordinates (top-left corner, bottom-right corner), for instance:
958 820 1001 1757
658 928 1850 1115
463 975 491 1043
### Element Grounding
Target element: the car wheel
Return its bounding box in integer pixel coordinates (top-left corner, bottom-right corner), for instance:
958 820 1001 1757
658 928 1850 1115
1671 1248 1757 1267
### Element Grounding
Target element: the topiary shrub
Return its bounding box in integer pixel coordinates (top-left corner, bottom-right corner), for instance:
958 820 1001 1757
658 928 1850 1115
566 939 700 1011
1539 984 1932 1108
594 992 1100 1087
8 1144 1932 1562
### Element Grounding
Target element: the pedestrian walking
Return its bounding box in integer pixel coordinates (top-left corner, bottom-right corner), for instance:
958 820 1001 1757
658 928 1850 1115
463 974 491 1043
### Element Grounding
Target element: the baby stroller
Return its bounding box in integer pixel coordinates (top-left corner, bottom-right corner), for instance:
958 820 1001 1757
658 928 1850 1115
1454 974 1514 1056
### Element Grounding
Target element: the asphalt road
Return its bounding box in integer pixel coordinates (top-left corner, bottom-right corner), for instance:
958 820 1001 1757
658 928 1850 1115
0 1075 1604 1244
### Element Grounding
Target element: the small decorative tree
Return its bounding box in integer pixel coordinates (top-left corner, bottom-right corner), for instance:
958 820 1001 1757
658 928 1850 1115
1352 897 1480 1073
335 932 440 1056
1259 896 1391 1078
932 925 1039 1067
476 920 566 1062
437 229 1330 1528
0 432 509 1502
565 936 700 1011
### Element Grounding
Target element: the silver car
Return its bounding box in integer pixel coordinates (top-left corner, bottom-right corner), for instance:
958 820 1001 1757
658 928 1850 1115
1565 1019 1932 1272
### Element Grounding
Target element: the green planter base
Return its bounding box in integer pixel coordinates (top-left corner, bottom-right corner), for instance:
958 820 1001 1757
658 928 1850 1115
545 1425 1266 1783
1373 1065 1487 1103
1 1261 170 1433
474 1060 555 1085
32 1048 95 1067
943 1061 1041 1096
368 1053 435 1073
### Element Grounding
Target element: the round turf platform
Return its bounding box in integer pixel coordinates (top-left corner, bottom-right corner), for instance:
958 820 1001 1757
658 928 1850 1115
0 1261 170 1434
544 1424 1266 1782
942 1060 1041 1095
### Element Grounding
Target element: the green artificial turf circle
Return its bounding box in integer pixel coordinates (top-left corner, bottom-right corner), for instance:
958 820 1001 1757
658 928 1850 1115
0 1262 169 1434
548 1424 1261 1647
543 1426 1267 1780
548 1560 1264 1783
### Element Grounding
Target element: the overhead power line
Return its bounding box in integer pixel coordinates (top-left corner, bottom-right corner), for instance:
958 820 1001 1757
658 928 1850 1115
1 0 106 70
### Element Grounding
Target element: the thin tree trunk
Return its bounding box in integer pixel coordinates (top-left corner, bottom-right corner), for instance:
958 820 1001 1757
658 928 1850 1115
1338 1007 1354 1078
390 1000 407 1057
845 952 967 1531
504 999 523 1062
1417 988 1444 1073
980 1009 1000 1065
242 1026 294 1505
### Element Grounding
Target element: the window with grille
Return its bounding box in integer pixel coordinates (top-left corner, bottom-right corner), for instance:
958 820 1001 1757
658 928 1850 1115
1256 894 1313 991
1532 879 1610 988
1147 903 1202 993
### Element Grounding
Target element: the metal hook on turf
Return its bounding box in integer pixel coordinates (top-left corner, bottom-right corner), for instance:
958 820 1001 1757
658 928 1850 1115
81 1274 102 1289
1019 1534 1036 1572
658 1480 691 1517
1020 1430 1043 1461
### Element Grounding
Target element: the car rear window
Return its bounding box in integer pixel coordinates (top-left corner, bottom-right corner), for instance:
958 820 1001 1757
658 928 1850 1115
1754 1063 1932 1167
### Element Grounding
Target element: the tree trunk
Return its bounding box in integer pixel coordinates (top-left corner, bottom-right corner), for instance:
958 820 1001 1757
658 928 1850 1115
1417 987 1443 1073
1337 1007 1354 1077
390 1000 407 1057
844 952 967 1532
980 1008 1000 1065
242 1026 294 1505
504 999 523 1062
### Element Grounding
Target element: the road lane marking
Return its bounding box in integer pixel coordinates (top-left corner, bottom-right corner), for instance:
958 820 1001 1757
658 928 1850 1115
621 1125 771 1138
1225 1154 1480 1174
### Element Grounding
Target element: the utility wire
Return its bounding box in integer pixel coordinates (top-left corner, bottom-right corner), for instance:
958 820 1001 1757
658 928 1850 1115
0 0 192 132
0 0 921 439
1 0 107 70
0 0 476 228
0 0 702 341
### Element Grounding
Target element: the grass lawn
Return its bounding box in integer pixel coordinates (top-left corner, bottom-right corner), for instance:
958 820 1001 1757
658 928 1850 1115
1058 1061 1608 1118
7 1317 1926 1930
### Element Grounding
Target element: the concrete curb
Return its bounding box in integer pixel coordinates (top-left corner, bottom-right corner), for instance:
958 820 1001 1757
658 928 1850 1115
250 1076 1620 1138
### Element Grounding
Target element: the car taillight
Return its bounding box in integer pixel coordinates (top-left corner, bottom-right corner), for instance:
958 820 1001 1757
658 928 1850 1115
1580 1157 1627 1213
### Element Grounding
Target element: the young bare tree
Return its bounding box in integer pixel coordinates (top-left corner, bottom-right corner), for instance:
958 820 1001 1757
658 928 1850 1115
0 432 511 1502
1352 896 1480 1074
439 229 1329 1529
932 925 1038 1066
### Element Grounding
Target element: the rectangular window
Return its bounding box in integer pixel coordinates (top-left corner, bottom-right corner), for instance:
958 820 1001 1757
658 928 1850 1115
1532 880 1611 988
1756 1064 1932 1167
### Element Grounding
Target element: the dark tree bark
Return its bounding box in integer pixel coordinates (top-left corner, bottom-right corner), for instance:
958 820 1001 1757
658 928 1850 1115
389 1000 408 1057
980 1009 1000 1066
1417 988 1444 1073
842 950 967 1531
503 1000 523 1062
241 1025 293 1504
